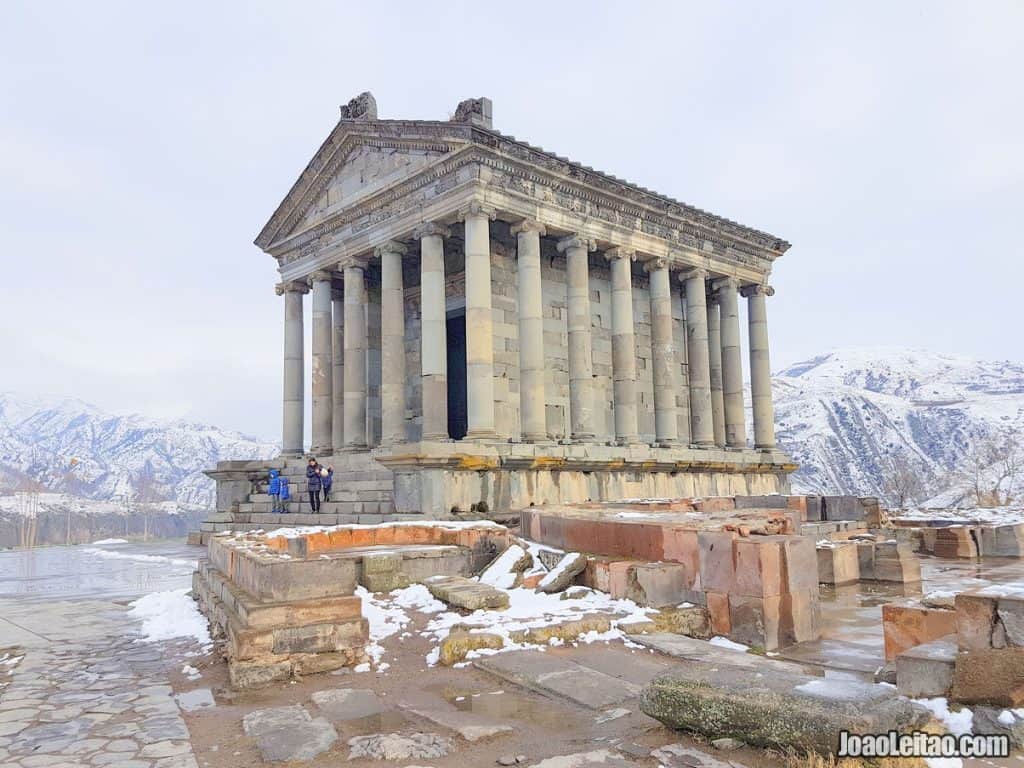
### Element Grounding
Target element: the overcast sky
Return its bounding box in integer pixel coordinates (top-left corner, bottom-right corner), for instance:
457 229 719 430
3 1 1022 440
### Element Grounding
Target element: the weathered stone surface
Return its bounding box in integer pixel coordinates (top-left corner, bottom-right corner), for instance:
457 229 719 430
360 552 411 592
509 616 612 646
311 688 386 721
896 635 956 698
405 706 513 742
438 630 505 666
536 552 588 594
821 496 865 521
425 575 509 610
347 732 453 760
882 601 957 661
479 544 532 590
815 542 860 585
647 606 711 639
972 706 1024 749
625 562 690 608
952 647 1024 706
871 541 922 583
933 526 979 559
652 743 746 768
242 704 340 762
640 664 930 754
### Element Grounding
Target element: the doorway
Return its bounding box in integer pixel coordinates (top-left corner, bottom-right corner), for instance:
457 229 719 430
446 311 468 440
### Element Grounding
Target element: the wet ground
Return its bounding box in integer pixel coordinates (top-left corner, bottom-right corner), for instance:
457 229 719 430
780 555 1024 677
1 540 1022 767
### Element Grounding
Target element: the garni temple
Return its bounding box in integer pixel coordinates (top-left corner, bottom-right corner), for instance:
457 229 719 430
208 92 796 520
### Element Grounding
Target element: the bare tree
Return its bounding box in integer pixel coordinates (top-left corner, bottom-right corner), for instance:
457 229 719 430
957 432 1023 507
881 454 927 509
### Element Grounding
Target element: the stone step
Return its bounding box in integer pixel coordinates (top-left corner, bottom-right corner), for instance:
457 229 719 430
424 575 509 610
896 635 956 698
630 633 813 676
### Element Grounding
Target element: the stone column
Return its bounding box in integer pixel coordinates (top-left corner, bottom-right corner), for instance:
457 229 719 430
716 277 747 448
606 247 639 444
415 223 449 441
677 291 692 444
277 281 308 456
378 241 407 445
645 257 677 446
461 202 496 440
682 269 714 446
513 218 547 442
310 270 334 455
743 284 777 449
331 287 344 450
557 235 596 441
706 291 726 447
343 263 368 449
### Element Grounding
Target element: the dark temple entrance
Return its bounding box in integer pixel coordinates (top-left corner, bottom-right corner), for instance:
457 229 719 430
446 311 468 440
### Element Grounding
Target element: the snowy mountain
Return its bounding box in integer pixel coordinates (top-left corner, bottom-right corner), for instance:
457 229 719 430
774 347 1024 504
0 393 278 509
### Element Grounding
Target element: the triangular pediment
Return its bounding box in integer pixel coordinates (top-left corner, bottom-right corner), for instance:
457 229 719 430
256 122 472 251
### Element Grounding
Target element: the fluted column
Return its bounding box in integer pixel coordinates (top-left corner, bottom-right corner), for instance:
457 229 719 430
743 283 777 449
378 241 407 445
461 202 496 440
607 247 639 444
343 262 367 449
706 291 726 447
716 277 747 448
513 219 547 442
645 257 677 446
277 281 308 456
677 291 692 445
310 270 334 454
331 288 344 450
682 269 714 446
415 223 449 440
557 235 596 441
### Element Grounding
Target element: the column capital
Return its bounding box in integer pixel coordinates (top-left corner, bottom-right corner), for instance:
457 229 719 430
556 235 596 254
510 218 546 237
741 283 775 298
338 259 366 274
677 267 708 283
276 280 309 296
643 256 669 273
308 269 335 285
413 221 450 240
604 247 636 263
711 276 740 292
374 240 408 258
457 200 497 221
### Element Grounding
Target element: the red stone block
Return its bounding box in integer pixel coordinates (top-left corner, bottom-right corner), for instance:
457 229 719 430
660 529 701 591
694 497 736 513
608 560 640 600
698 530 736 593
953 648 1024 706
933 526 979 559
706 591 731 636
733 538 785 597
956 590 998 651
882 601 958 661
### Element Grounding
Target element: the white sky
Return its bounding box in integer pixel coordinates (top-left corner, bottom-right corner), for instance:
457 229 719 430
2 1 1022 440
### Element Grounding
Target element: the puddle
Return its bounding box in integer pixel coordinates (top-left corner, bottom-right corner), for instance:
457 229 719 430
780 554 1024 675
428 683 569 725
338 710 409 737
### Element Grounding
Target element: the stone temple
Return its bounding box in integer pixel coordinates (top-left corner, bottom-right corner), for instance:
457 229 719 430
209 92 796 521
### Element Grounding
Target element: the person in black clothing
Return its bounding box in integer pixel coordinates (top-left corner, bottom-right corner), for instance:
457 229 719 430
306 458 322 512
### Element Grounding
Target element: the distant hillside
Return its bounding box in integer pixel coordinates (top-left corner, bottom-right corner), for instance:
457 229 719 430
773 347 1024 505
0 393 278 509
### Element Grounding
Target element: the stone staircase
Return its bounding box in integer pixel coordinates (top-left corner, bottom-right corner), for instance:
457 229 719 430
192 453 412 543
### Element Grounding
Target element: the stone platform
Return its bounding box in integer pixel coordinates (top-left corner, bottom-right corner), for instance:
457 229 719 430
193 521 511 688
520 499 820 651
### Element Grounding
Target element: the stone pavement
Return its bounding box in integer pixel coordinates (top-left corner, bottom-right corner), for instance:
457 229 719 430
0 598 199 768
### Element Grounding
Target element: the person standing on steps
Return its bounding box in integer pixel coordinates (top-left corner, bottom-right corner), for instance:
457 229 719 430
321 465 334 503
267 468 281 513
306 457 322 512
278 472 291 513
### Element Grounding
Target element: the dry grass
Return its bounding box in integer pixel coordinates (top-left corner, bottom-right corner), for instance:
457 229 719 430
780 720 947 768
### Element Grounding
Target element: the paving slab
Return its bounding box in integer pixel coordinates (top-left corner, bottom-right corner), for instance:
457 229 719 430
311 688 386 721
347 731 453 760
652 743 750 768
630 633 812 675
474 651 642 709
405 704 514 742
527 750 636 767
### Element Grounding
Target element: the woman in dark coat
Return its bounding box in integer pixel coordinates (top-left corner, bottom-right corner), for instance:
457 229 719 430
306 458 322 512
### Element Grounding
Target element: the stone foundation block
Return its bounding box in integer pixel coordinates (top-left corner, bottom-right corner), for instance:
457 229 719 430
956 588 1024 650
697 530 736 593
706 591 731 636
822 496 865 521
425 575 509 610
816 542 860 585
735 495 788 510
882 601 958 661
934 526 979 559
871 541 922 583
804 495 823 522
728 590 819 651
952 647 1024 706
626 562 690 608
733 537 785 597
896 635 956 698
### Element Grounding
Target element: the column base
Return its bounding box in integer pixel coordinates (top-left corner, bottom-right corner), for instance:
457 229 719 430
570 432 595 442
520 433 551 444
309 445 334 456
421 434 452 442
615 437 641 447
755 443 778 450
653 440 680 449
464 429 498 441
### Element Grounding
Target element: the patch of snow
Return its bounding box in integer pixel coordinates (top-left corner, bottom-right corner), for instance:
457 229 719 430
707 636 749 653
913 697 974 736
999 710 1018 726
128 588 212 646
389 584 445 614
479 545 527 590
537 552 581 590
91 538 128 545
